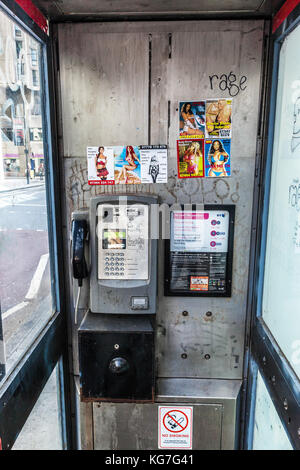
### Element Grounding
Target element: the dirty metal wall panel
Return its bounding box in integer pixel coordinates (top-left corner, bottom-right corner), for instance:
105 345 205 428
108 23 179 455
58 25 149 155
43 0 264 15
150 22 264 379
33 0 284 19
168 28 263 161
93 401 223 450
58 19 264 35
157 378 242 450
79 401 93 450
149 32 169 145
58 20 264 380
155 161 255 379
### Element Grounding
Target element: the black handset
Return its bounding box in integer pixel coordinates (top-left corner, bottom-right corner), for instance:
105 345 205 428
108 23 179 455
72 219 89 286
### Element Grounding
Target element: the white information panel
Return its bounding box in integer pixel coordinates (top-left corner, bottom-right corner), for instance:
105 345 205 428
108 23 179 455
167 209 232 295
97 204 149 280
171 210 229 253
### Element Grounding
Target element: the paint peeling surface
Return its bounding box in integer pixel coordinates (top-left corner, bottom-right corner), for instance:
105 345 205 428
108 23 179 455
59 20 264 380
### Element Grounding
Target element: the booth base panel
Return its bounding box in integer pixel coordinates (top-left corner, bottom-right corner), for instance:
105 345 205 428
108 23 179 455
82 378 241 450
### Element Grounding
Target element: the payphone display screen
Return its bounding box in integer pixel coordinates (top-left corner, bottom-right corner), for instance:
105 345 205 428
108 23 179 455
102 229 126 250
166 208 234 296
97 204 149 280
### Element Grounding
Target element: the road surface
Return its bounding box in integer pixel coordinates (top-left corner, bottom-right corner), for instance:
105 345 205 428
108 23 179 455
0 184 52 371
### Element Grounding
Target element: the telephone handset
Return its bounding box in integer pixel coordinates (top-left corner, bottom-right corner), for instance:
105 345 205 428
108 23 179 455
72 219 89 286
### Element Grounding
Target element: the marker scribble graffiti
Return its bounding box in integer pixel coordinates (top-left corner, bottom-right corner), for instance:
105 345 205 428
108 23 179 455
291 95 300 154
209 72 247 97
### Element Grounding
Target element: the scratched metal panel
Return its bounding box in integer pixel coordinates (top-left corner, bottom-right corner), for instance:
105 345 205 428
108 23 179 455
35 0 283 19
58 20 264 380
150 22 264 379
42 0 264 15
93 402 223 450
58 26 149 155
167 28 263 160
64 156 254 378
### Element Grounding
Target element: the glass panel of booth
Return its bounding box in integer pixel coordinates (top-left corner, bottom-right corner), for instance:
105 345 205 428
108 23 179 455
252 371 293 450
261 21 300 380
11 364 63 450
0 10 53 375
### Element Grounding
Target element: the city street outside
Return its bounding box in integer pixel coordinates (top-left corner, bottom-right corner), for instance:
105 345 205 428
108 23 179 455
0 10 63 449
0 180 52 371
0 179 62 449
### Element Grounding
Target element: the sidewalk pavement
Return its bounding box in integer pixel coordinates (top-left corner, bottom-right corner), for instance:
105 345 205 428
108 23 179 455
0 177 45 192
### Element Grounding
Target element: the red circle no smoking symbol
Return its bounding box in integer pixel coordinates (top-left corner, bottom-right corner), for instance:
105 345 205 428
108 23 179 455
163 409 188 433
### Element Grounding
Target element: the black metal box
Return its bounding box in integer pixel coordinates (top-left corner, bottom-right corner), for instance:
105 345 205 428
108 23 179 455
78 313 155 402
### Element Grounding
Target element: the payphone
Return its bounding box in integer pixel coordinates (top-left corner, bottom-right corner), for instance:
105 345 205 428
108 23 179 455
89 195 158 314
72 194 158 402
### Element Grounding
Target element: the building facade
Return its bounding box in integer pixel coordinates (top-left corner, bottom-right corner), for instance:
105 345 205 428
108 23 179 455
0 14 43 180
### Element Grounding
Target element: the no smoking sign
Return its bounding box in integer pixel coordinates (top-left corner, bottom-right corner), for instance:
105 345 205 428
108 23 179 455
158 406 193 449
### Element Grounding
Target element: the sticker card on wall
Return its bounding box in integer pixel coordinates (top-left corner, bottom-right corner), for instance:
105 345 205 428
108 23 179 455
204 138 231 177
158 406 193 449
179 101 205 139
205 98 232 138
114 146 141 184
87 146 115 185
177 139 204 178
87 144 168 185
139 145 168 183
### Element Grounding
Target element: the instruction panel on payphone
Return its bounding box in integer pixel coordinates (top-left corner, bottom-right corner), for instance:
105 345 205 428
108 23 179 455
165 205 235 297
97 203 149 281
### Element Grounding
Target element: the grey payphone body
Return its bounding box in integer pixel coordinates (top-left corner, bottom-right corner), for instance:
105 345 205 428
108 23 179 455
72 194 158 402
89 194 158 314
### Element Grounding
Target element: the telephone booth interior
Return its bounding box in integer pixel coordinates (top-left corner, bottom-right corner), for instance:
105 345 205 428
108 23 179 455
0 0 299 452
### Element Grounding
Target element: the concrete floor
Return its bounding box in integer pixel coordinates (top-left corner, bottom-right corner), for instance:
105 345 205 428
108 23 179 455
12 367 62 450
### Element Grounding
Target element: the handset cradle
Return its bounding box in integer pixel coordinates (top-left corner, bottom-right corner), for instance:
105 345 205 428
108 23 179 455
72 219 89 286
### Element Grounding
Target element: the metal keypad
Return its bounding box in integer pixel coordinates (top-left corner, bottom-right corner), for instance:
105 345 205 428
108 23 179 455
103 252 125 276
